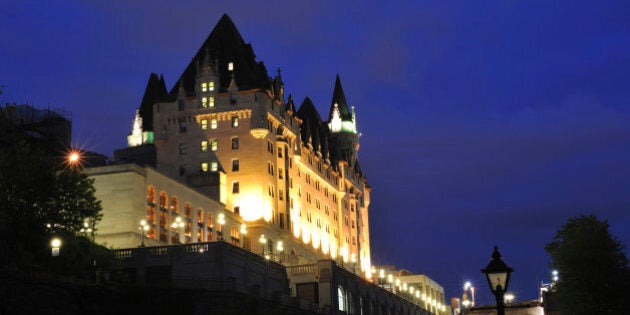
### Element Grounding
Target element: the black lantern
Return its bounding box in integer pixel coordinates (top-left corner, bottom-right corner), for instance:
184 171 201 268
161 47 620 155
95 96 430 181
481 246 513 315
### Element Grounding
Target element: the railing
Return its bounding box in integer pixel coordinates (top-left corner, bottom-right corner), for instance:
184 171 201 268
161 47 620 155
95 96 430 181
286 264 317 275
114 249 132 259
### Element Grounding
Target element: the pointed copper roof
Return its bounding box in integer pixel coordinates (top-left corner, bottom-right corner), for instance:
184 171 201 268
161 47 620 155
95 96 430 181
168 14 270 97
139 73 168 131
328 74 352 121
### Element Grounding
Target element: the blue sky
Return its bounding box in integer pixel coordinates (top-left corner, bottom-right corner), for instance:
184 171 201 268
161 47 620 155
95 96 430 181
2 0 629 304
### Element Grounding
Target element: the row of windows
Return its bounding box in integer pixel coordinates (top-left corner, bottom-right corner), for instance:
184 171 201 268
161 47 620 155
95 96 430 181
200 117 239 130
200 81 215 92
180 136 241 157
199 137 239 153
200 158 239 173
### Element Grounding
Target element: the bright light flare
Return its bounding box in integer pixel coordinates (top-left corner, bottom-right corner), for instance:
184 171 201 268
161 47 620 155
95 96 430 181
63 149 83 168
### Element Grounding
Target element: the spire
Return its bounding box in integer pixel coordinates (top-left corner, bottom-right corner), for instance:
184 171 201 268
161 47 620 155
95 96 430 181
328 74 352 121
138 73 168 132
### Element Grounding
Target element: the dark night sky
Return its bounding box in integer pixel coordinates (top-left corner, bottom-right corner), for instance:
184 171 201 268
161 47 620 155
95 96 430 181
2 0 629 305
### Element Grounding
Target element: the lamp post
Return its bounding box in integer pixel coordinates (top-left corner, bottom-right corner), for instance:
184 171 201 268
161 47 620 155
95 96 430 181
171 216 185 243
217 213 225 240
481 246 514 315
277 240 284 263
240 224 247 248
139 220 150 247
259 234 267 256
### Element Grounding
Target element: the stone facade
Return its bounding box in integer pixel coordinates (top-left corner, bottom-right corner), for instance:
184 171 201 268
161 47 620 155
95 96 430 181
123 14 371 277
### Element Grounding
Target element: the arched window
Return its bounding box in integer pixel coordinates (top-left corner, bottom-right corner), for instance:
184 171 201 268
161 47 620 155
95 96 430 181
171 197 179 214
159 192 168 209
146 186 157 238
338 285 346 311
206 213 213 241
196 209 204 242
158 191 168 242
147 186 156 204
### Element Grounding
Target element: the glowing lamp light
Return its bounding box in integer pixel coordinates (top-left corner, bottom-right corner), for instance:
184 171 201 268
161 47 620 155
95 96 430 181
65 149 83 168
504 293 515 303
51 238 62 256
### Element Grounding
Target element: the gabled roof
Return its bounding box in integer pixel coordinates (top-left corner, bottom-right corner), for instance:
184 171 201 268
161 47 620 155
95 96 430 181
328 74 353 121
139 73 168 131
168 14 270 97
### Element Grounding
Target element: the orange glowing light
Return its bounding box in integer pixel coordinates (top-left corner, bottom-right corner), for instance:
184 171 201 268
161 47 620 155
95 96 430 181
63 149 83 168
69 152 80 163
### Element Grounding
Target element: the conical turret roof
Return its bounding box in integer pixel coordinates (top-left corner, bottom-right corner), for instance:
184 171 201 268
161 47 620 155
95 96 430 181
139 73 168 131
168 14 270 97
328 74 352 121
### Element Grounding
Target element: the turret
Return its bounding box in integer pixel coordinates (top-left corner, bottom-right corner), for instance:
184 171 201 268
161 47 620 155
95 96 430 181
327 75 359 164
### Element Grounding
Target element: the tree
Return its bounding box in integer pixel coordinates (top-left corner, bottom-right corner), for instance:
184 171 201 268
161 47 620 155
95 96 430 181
545 215 630 314
0 103 102 269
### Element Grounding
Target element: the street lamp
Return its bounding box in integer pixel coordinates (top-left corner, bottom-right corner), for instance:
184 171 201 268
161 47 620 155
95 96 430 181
139 220 150 247
240 224 247 248
481 246 514 315
464 281 476 307
277 240 284 263
50 238 62 256
259 234 267 256
217 213 225 240
171 216 185 243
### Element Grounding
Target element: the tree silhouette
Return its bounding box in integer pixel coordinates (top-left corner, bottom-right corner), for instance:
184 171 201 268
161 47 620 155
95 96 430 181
545 215 630 314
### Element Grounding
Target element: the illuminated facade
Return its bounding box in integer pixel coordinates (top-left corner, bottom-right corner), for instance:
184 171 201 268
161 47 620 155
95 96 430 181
125 14 372 277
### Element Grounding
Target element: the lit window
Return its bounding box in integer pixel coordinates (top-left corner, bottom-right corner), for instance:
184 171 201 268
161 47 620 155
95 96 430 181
232 159 239 172
208 81 214 91
228 62 234 71
211 118 217 129
232 117 239 127
201 119 208 130
201 141 208 152
210 161 218 172
210 139 217 151
231 137 239 150
232 181 239 193
201 82 208 92
201 162 208 172
209 96 215 107
201 97 208 108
